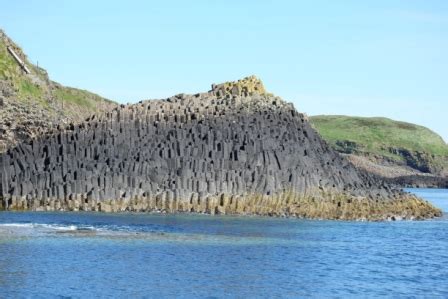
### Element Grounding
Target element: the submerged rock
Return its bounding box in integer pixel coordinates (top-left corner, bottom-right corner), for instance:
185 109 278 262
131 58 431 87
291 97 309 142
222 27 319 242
0 76 441 220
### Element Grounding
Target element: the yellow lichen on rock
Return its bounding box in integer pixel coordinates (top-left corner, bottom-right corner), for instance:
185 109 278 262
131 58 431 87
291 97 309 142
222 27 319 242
3 190 441 221
211 75 268 97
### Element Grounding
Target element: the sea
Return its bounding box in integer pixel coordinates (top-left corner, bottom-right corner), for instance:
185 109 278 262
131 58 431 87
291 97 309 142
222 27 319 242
0 188 447 298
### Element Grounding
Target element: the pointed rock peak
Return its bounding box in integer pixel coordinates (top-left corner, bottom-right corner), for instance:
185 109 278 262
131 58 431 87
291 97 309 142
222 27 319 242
211 75 268 97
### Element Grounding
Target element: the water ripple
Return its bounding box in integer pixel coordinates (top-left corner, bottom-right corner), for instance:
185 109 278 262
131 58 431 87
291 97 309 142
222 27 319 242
0 188 447 298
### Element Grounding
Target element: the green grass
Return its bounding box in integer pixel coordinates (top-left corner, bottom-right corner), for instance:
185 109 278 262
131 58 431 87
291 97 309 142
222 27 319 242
53 86 115 111
1 35 116 120
1 30 117 130
53 87 95 109
0 43 20 79
310 115 448 159
18 79 43 99
1 40 46 103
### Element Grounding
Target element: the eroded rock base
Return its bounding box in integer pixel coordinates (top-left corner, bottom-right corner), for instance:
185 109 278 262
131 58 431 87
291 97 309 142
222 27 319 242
1 190 441 221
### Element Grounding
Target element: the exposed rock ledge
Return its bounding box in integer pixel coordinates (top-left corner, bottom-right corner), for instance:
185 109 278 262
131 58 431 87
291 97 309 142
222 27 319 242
0 76 442 220
1 190 440 221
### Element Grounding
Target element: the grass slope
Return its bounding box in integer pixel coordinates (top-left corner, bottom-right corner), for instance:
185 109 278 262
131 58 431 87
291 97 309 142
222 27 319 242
0 29 116 121
0 29 117 151
310 115 448 173
51 84 117 121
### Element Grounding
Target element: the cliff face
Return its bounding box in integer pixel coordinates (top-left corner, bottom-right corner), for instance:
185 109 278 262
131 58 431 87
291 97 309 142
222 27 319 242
0 29 117 152
0 76 440 220
310 115 448 187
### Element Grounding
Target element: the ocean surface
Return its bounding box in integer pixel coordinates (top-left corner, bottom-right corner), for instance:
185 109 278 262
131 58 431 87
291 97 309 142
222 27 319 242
0 188 447 298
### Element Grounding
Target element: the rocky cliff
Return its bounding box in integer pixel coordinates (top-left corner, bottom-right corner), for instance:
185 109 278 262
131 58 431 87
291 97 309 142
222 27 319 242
0 76 440 220
0 29 117 152
310 115 448 187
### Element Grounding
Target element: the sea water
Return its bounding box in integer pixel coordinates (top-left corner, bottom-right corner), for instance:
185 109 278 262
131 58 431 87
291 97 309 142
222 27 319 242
0 188 447 298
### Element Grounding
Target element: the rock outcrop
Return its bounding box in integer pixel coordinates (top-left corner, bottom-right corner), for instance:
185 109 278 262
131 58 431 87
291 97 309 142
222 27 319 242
0 76 441 220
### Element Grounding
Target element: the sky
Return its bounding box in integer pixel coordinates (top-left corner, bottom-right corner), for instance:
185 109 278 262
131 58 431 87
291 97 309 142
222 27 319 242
1 0 447 141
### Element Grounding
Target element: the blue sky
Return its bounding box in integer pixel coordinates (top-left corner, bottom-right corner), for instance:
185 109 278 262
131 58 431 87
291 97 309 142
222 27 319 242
1 0 447 141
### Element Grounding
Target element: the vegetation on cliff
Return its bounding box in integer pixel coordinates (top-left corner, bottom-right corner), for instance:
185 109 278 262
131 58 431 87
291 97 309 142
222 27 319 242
0 29 116 152
310 115 448 178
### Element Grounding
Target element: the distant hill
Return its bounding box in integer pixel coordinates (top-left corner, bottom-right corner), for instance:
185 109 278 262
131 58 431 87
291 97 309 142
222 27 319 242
310 115 448 179
0 29 117 151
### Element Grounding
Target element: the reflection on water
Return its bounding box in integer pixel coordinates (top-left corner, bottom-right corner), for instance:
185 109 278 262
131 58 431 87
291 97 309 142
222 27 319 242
0 188 447 298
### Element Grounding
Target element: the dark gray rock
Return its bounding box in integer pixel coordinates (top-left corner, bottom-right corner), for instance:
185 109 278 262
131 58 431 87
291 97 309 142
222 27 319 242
0 78 440 219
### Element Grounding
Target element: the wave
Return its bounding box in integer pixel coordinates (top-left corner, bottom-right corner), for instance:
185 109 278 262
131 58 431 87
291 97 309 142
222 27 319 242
0 223 97 231
0 223 163 233
0 222 283 245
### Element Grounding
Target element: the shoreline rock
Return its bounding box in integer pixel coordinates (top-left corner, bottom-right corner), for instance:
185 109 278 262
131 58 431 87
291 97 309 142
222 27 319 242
386 175 448 189
0 76 442 221
0 189 441 221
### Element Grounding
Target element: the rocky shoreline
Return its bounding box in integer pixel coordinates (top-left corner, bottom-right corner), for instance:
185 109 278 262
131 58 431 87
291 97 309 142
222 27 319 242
0 76 442 220
386 175 448 189
344 153 448 188
1 190 441 221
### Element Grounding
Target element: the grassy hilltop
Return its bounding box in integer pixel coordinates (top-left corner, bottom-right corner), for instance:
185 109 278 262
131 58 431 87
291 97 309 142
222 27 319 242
310 115 448 177
0 29 116 151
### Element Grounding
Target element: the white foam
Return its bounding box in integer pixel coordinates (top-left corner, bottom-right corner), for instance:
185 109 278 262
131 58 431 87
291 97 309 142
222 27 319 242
37 224 78 231
0 223 35 228
0 223 80 231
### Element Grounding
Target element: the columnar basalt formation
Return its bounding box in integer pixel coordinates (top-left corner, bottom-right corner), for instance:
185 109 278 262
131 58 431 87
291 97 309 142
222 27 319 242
0 77 441 220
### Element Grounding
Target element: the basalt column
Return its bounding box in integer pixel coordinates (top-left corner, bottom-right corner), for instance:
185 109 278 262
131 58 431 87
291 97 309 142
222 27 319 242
0 76 441 220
